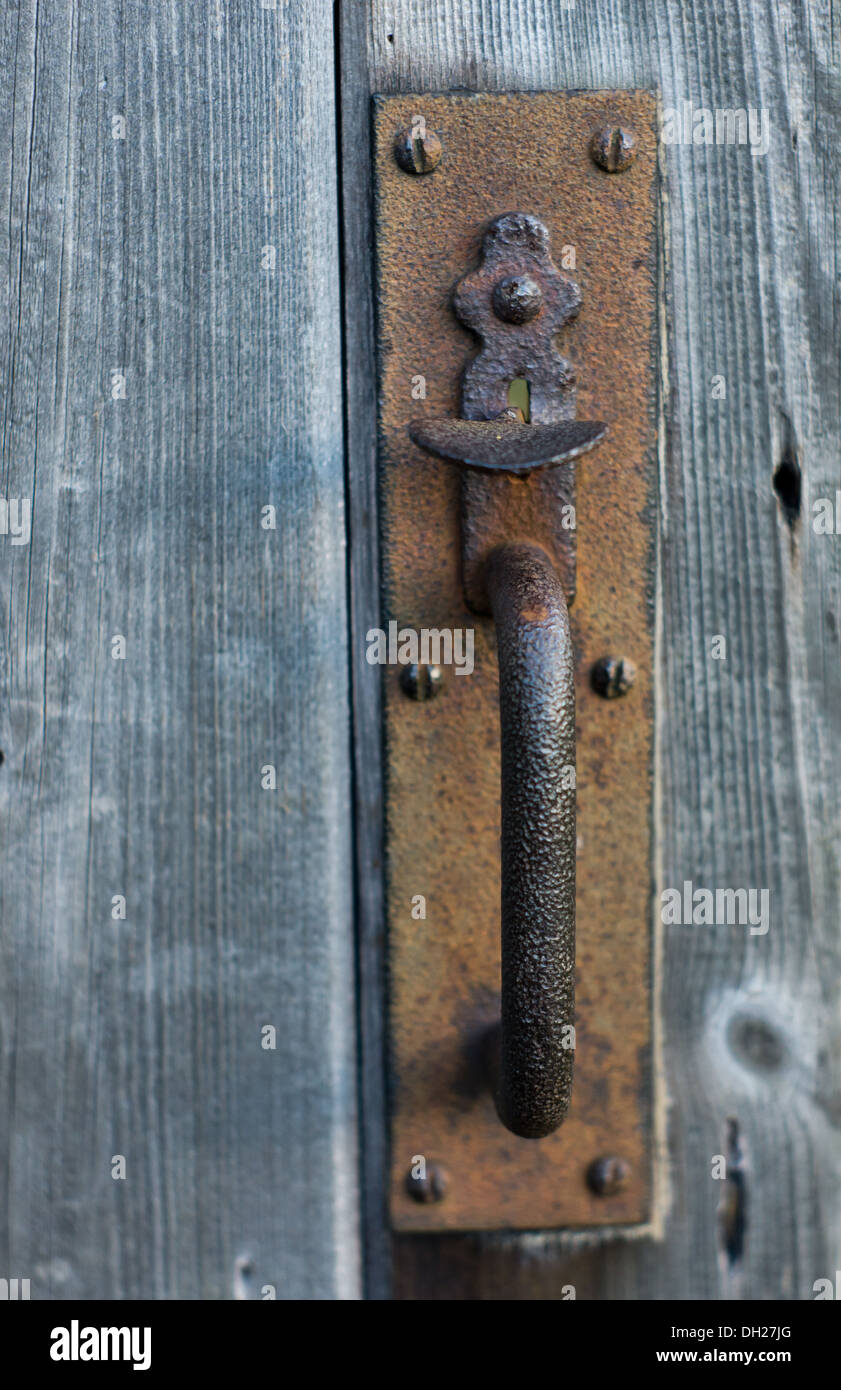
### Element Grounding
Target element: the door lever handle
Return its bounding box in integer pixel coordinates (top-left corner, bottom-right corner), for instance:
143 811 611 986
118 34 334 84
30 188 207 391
408 211 607 1138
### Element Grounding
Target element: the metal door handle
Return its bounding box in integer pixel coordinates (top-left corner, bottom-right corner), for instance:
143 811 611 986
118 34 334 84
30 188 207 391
486 541 576 1138
408 212 607 1139
408 416 594 1139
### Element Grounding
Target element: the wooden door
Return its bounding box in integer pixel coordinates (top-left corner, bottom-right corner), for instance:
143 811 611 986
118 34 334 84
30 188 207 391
0 2 358 1300
2 0 839 1303
342 1 841 1300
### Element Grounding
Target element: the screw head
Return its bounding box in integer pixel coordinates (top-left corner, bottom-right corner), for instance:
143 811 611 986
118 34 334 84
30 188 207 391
394 125 443 175
591 655 636 699
492 274 544 324
406 1161 448 1203
590 126 636 173
587 1155 630 1196
400 663 444 701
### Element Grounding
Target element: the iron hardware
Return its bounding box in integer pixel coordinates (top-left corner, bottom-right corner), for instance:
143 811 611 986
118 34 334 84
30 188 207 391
374 91 658 1231
408 212 607 1137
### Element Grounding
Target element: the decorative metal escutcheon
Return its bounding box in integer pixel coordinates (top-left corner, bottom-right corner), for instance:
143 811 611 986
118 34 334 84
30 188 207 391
373 92 661 1232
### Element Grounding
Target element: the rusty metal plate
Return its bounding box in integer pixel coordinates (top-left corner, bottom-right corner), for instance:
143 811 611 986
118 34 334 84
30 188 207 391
373 91 660 1231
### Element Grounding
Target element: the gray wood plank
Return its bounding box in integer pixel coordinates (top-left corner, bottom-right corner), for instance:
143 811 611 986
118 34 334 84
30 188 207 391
338 0 392 1301
344 0 841 1298
0 0 359 1299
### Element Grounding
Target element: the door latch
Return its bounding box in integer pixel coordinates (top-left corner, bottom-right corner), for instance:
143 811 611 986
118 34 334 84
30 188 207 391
408 211 607 1139
373 91 661 1231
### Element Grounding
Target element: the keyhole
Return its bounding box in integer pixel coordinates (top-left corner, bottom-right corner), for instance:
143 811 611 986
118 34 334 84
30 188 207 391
508 378 530 422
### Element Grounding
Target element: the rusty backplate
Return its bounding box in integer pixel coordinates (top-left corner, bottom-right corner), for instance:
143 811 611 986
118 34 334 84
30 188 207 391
373 91 660 1232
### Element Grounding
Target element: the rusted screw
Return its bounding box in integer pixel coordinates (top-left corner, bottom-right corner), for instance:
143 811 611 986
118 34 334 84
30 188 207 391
590 126 636 173
400 663 444 701
492 274 543 324
587 1155 630 1196
406 1161 448 1203
591 655 636 699
394 124 443 175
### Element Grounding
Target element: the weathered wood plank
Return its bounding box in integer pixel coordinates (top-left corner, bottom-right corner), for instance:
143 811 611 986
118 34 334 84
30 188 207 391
344 0 841 1298
339 0 392 1302
0 1 359 1298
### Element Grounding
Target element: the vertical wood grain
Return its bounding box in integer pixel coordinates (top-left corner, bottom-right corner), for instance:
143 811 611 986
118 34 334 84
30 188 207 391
343 0 841 1298
0 0 359 1299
